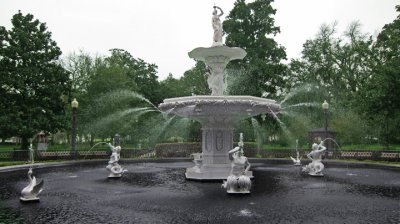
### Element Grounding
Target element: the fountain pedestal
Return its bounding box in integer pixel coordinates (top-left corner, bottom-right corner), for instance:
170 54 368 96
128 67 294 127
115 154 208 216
186 126 254 180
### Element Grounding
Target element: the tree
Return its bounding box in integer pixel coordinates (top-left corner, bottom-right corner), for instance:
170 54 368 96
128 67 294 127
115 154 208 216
106 49 161 104
223 0 287 97
360 5 400 146
180 61 210 96
0 11 71 149
62 50 103 97
287 22 373 106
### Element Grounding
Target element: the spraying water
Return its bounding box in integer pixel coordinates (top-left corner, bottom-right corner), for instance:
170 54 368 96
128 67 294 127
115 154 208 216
95 89 158 110
149 115 177 145
279 83 316 105
282 102 320 110
321 138 342 150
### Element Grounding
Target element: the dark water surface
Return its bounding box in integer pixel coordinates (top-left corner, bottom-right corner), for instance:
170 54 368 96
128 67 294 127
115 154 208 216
0 160 399 224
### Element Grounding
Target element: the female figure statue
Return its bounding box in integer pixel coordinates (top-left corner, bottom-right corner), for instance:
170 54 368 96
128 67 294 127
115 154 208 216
302 142 326 176
212 6 224 46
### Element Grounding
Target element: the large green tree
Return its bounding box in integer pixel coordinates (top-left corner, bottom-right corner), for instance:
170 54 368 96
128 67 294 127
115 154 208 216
223 0 287 97
287 22 373 106
360 5 400 146
106 49 161 104
0 11 71 149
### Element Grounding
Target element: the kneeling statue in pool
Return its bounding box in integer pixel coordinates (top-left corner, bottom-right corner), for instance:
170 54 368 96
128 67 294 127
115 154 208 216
222 133 251 194
106 143 127 178
302 142 326 176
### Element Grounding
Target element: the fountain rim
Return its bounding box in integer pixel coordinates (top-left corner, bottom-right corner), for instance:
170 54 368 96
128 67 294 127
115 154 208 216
1 158 399 174
188 45 247 61
160 95 278 105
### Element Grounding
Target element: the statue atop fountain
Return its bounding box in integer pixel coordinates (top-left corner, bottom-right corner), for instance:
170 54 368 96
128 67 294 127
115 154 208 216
159 6 280 180
212 6 224 47
20 144 44 202
188 6 246 96
106 143 127 178
222 133 251 194
302 142 326 176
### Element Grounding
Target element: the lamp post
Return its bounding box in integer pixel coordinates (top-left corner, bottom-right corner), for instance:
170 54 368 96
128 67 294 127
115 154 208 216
71 98 78 159
114 133 120 146
322 100 329 150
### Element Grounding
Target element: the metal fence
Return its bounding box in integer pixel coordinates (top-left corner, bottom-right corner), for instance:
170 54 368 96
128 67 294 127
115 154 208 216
0 148 155 162
1 147 399 162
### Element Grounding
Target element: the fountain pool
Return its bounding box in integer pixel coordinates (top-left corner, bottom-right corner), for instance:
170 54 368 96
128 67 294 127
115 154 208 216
0 159 399 223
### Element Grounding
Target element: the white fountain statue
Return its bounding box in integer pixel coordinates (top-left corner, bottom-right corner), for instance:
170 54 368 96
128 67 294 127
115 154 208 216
212 6 224 47
290 139 302 166
222 133 251 194
106 143 127 178
159 6 280 180
302 142 326 176
20 144 44 202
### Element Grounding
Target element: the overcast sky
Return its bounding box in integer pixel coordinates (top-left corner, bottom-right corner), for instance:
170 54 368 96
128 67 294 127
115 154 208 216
1 0 398 80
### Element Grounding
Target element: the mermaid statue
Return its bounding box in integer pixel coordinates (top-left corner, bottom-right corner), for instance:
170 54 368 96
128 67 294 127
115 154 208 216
302 141 326 176
222 133 251 194
106 143 127 178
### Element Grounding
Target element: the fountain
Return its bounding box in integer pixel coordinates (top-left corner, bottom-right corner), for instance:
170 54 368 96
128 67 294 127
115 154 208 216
159 6 280 180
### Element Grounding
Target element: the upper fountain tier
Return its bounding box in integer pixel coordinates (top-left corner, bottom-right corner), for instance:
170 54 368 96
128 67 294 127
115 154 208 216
189 45 246 96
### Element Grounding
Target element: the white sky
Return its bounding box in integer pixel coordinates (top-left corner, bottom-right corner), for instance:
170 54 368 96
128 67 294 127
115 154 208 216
1 0 398 80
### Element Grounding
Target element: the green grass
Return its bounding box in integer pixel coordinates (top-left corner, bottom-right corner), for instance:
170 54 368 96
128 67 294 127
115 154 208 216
340 144 400 151
0 161 30 167
330 158 400 165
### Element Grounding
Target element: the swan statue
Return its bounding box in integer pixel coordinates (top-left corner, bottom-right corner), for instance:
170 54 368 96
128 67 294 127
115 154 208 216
290 150 302 166
20 168 44 202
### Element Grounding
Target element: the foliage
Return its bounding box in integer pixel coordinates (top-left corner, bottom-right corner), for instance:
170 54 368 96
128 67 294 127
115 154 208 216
62 49 164 144
223 0 287 97
0 11 71 149
287 21 373 106
329 109 369 145
359 5 400 146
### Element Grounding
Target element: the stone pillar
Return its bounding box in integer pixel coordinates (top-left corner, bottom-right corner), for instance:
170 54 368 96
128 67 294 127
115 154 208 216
201 127 233 165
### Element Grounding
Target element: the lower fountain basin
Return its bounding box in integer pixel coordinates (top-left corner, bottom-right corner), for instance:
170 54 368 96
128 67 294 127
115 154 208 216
159 95 280 123
0 159 399 223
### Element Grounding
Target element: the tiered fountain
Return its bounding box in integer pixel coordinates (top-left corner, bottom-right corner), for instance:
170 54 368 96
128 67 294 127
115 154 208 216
159 6 280 180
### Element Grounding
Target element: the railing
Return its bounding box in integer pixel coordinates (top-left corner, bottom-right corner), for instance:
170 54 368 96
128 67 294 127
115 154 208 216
0 148 155 162
0 147 399 162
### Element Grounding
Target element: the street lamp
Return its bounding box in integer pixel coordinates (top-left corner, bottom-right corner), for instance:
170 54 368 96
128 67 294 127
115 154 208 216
71 98 78 159
114 133 120 146
322 100 329 150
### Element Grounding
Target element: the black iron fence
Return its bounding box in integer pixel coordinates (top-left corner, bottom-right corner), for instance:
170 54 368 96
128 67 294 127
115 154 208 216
1 146 399 162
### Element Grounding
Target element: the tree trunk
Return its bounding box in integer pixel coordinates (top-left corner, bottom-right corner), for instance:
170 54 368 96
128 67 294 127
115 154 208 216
21 137 29 150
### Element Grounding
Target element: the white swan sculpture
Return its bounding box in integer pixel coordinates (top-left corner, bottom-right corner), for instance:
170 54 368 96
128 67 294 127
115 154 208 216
290 150 302 166
20 168 44 202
